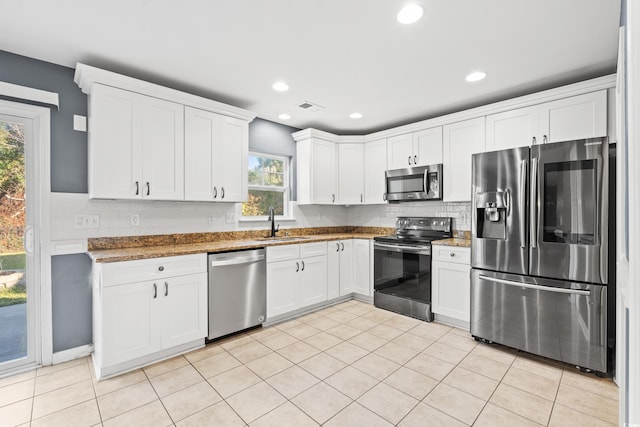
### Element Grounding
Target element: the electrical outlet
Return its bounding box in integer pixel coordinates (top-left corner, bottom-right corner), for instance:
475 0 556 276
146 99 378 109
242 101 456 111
225 212 235 224
208 214 216 224
130 214 140 226
74 214 100 228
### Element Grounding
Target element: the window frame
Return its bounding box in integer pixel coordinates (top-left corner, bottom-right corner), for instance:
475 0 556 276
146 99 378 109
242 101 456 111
240 151 292 221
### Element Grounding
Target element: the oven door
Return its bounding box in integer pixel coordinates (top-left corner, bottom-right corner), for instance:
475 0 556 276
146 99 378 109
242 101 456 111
530 138 608 284
373 242 432 304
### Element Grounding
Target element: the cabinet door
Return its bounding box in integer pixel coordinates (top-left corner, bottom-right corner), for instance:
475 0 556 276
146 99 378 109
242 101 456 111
432 261 471 323
443 117 486 202
89 84 141 199
363 139 387 204
352 239 371 297
298 256 328 308
102 281 159 366
338 144 364 204
313 140 337 204
266 260 299 318
327 241 341 300
217 115 248 202
160 273 208 349
387 134 413 170
184 107 217 201
339 240 354 296
539 90 607 143
413 127 443 166
486 105 540 151
139 95 185 200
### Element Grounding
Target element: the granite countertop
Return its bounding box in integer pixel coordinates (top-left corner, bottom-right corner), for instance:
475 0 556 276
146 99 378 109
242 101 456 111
432 238 471 248
88 228 392 263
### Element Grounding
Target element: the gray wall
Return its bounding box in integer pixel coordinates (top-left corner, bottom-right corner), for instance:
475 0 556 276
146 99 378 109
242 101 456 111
51 254 92 352
0 50 88 193
248 118 300 201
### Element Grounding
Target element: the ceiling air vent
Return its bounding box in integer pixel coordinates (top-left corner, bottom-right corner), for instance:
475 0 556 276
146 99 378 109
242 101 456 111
298 101 325 112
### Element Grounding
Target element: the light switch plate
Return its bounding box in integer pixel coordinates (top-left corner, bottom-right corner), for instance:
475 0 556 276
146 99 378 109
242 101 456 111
225 212 235 223
130 214 140 226
73 115 87 132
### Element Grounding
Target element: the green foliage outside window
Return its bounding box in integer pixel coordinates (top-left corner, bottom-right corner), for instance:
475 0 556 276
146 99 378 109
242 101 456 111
0 122 25 253
242 154 289 217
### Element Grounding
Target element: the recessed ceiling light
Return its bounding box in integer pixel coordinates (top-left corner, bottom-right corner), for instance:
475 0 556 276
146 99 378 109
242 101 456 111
350 112 363 119
397 4 424 24
272 81 289 92
278 113 291 120
466 71 487 82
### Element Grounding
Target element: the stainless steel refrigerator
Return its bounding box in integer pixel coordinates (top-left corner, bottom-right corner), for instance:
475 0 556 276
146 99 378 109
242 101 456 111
470 138 611 373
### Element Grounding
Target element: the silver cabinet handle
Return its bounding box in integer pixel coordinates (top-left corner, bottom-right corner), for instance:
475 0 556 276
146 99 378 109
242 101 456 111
360 194 363 203
332 194 335 203
414 155 417 165
532 136 537 145
408 155 412 165
530 158 538 249
543 135 548 144
340 242 345 251
213 186 217 199
519 159 527 249
165 282 168 297
336 242 340 252
478 275 591 296
301 260 305 271
153 283 157 299
135 181 139 195
295 261 299 272
221 187 225 199
146 182 150 196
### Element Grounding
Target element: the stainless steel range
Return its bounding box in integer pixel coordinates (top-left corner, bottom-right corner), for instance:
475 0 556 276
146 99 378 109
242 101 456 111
373 217 452 321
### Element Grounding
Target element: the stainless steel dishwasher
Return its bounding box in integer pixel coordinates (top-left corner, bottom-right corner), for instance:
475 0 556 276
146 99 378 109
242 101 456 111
207 248 266 340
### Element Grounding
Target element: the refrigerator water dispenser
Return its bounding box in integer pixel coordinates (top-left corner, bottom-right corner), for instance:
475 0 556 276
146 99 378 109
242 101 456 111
475 191 508 239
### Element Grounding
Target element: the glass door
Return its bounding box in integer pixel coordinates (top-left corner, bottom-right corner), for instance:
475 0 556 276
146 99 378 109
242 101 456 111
0 113 37 372
530 139 608 284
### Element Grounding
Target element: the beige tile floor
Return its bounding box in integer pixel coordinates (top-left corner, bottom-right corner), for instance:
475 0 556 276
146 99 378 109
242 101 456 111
0 300 619 426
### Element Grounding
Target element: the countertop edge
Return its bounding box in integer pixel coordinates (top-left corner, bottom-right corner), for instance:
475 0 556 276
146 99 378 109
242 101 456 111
431 238 472 248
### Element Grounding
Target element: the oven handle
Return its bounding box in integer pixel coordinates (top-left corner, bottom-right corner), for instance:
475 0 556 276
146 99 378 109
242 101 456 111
478 275 591 296
374 242 431 255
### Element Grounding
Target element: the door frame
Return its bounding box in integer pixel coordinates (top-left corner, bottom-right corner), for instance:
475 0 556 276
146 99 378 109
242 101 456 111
0 99 52 372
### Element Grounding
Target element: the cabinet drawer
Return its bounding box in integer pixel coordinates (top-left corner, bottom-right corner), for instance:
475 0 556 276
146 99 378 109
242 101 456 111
300 242 327 258
267 244 300 263
432 246 470 264
102 253 207 286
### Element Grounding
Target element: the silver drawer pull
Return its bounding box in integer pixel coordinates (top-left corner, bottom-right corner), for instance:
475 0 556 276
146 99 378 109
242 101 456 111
158 266 164 272
165 282 168 297
450 253 455 257
478 275 591 296
153 283 157 299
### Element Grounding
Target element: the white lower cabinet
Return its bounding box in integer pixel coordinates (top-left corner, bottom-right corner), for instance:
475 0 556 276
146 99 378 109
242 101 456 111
326 240 354 296
431 246 471 328
352 239 372 297
266 242 328 319
93 254 207 379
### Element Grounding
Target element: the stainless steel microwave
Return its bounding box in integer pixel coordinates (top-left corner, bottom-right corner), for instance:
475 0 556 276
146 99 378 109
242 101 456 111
385 164 443 202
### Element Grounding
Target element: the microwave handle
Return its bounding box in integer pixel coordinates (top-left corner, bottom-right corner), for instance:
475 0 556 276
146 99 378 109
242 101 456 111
423 170 428 194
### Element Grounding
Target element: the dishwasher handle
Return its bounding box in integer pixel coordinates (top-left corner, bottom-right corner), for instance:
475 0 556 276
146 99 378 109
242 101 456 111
210 254 265 267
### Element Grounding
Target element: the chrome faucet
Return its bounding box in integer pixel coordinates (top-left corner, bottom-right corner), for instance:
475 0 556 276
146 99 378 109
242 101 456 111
267 206 279 238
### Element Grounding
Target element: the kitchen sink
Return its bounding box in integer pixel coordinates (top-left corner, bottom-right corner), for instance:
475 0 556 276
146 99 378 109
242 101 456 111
255 236 310 242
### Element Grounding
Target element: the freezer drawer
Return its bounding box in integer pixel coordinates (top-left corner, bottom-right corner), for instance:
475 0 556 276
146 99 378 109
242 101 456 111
470 269 607 373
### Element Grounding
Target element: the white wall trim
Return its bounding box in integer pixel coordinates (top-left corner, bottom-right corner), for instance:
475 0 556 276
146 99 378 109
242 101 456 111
74 63 255 122
51 344 93 365
0 81 59 109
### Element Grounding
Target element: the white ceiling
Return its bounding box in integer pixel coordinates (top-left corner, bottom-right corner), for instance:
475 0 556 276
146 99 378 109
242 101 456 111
0 0 621 134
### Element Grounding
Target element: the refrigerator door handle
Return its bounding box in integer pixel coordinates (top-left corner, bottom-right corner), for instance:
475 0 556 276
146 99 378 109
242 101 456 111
478 275 591 296
519 159 527 249
530 158 538 249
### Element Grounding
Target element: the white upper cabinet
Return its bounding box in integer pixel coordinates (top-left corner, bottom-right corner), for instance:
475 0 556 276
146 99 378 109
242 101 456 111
387 133 414 170
540 90 607 143
413 127 443 166
443 117 486 202
338 144 364 204
363 139 387 204
184 107 248 202
297 138 337 205
89 84 184 200
387 127 442 170
486 90 607 151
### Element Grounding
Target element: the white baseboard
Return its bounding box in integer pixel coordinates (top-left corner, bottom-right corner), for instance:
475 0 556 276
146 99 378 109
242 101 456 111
51 344 94 364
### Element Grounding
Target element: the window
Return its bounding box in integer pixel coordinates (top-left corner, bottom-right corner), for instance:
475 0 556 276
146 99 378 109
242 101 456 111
242 152 290 218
